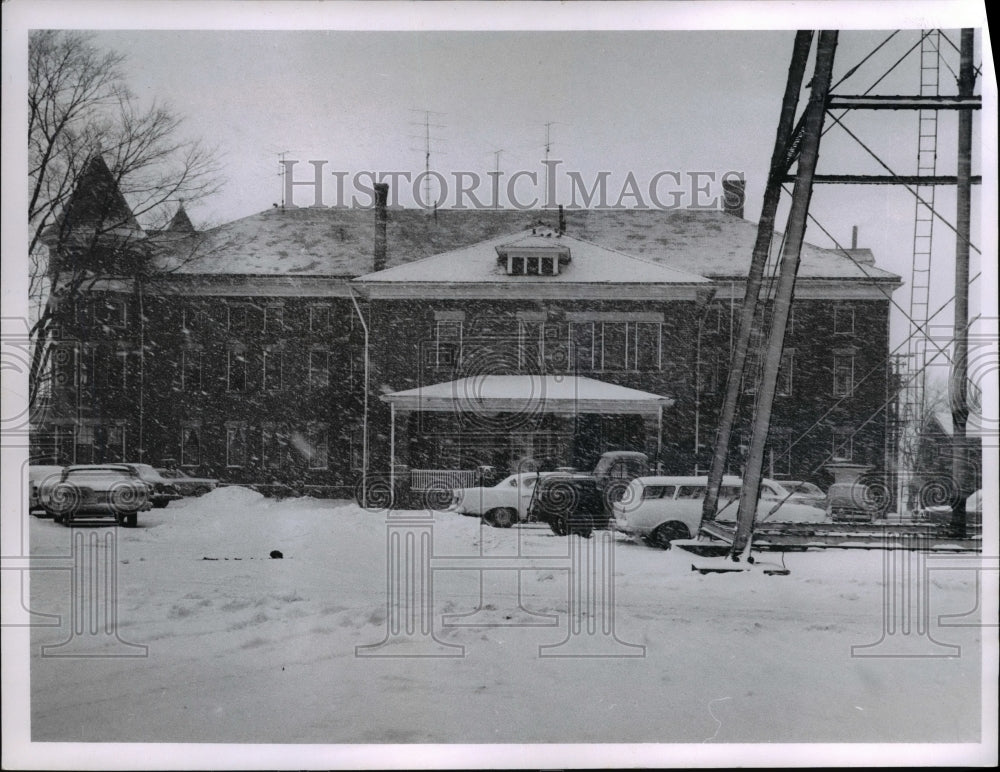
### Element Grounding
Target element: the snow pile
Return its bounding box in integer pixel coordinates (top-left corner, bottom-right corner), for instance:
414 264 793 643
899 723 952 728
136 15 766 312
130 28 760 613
27 496 988 751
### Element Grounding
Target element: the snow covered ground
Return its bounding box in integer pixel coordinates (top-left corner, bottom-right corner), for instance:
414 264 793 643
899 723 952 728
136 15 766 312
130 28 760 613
20 487 996 764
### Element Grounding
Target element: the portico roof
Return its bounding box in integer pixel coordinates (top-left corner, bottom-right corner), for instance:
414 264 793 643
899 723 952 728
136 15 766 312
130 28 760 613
380 375 673 417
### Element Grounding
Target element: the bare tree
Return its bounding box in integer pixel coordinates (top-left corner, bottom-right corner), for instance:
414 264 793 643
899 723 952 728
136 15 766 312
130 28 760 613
28 30 222 418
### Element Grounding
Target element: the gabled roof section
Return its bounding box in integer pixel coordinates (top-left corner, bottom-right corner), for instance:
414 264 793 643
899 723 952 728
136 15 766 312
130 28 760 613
356 228 710 284
56 154 143 238
165 203 196 233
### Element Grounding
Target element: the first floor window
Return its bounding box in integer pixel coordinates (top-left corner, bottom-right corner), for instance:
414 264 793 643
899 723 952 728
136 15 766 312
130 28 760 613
767 430 792 478
307 423 328 469
698 350 720 395
832 428 854 461
833 354 854 396
54 425 74 465
181 426 201 467
777 349 794 396
74 424 95 464
263 426 290 470
104 424 125 462
227 425 248 467
350 427 364 471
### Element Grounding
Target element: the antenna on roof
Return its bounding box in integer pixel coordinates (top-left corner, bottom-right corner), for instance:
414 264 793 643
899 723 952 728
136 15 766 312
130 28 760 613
278 150 291 208
409 109 447 211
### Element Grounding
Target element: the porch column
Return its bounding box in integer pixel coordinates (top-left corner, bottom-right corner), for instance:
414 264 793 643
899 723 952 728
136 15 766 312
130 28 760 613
642 412 661 467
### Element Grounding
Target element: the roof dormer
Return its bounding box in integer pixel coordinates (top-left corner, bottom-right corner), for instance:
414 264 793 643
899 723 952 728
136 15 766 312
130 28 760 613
495 227 572 276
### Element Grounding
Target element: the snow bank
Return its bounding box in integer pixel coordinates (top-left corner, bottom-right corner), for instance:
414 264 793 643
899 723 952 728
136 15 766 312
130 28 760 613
196 484 266 507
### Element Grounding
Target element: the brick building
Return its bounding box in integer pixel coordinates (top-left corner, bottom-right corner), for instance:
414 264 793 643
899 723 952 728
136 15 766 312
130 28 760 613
34 157 902 497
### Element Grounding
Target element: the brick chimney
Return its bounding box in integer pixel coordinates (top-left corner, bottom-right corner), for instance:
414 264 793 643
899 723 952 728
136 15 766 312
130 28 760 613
722 177 745 218
373 183 388 272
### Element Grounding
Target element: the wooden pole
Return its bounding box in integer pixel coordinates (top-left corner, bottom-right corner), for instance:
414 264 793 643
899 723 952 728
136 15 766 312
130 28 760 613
949 28 976 538
702 31 814 525
730 31 839 559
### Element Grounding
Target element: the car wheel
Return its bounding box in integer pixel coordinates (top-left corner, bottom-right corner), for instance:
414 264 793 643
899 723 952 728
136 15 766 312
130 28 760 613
60 512 73 527
125 512 138 528
482 509 499 527
494 508 517 528
549 516 568 536
52 512 63 524
647 522 689 550
152 500 168 509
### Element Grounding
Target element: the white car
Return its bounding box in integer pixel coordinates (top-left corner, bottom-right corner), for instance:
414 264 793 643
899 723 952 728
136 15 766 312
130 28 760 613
613 475 828 548
451 472 561 527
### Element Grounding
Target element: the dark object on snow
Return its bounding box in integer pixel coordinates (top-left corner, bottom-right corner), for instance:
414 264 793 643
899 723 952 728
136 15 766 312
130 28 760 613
269 550 283 559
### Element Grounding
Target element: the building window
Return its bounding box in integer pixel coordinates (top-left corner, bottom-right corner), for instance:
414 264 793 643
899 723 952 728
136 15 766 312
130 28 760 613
181 349 202 392
263 346 284 391
436 321 462 368
264 305 284 333
104 424 125 463
350 427 364 471
310 305 332 333
93 297 126 329
309 348 329 387
601 322 627 371
833 354 854 396
226 424 248 468
777 349 794 396
832 428 854 461
181 426 201 467
698 350 720 395
518 321 542 371
182 306 209 334
105 345 128 390
54 425 75 465
307 423 328 469
227 348 247 392
78 345 97 390
74 424 95 464
52 343 76 389
262 425 290 470
767 430 792 478
228 303 251 334
570 322 595 371
834 306 854 335
634 322 662 372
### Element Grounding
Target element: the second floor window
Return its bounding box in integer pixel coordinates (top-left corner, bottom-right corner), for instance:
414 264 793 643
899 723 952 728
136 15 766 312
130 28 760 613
264 305 284 333
309 349 329 388
833 354 854 396
228 349 247 392
263 347 284 391
310 305 332 333
435 321 462 368
228 304 251 334
93 297 126 329
181 350 202 392
834 306 855 335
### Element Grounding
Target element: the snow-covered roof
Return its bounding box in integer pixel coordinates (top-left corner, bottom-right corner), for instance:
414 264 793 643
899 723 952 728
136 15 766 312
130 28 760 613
356 229 709 285
381 375 673 416
151 206 901 283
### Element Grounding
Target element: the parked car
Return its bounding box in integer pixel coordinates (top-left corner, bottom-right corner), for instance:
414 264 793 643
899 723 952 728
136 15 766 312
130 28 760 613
47 465 153 527
451 472 560 527
779 480 827 508
613 475 827 549
121 463 182 508
528 473 611 537
156 468 219 497
29 465 64 516
593 451 650 504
